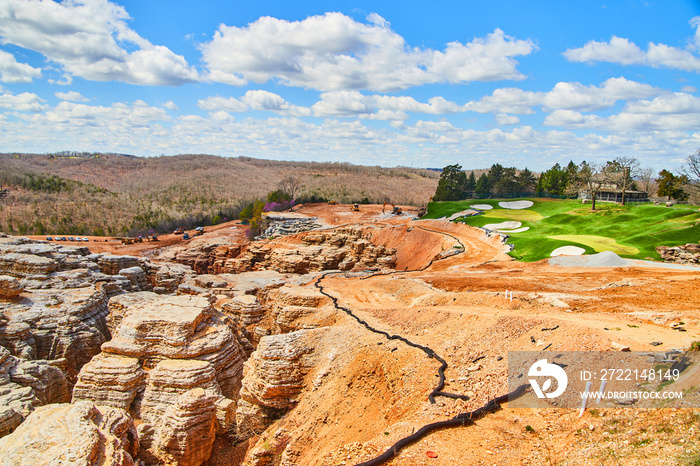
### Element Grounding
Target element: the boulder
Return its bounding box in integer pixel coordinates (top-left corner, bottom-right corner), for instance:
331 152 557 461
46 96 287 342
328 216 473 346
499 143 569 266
0 275 23 300
0 402 139 465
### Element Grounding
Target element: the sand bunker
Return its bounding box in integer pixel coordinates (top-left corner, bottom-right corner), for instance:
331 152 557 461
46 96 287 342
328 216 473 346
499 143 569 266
483 221 521 230
446 209 479 221
500 227 530 233
550 246 586 257
498 200 534 209
470 204 493 210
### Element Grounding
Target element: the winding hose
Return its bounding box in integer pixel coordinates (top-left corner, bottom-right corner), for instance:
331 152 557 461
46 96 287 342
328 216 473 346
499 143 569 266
355 385 529 466
311 223 524 465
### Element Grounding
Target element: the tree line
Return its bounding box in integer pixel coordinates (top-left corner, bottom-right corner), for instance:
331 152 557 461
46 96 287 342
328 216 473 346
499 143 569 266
433 150 700 208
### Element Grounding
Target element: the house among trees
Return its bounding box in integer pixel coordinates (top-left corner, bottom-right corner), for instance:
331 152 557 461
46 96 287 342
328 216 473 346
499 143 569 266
579 182 649 204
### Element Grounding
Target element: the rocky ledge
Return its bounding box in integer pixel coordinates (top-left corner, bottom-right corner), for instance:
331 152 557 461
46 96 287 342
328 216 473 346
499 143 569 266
657 243 700 264
220 226 396 274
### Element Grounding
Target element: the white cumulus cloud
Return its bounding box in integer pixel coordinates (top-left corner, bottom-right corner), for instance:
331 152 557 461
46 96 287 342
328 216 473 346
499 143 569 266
0 0 199 85
466 77 661 114
198 90 310 117
496 114 520 125
200 13 535 91
544 93 700 131
0 49 41 82
55 91 88 102
564 18 700 72
0 91 45 111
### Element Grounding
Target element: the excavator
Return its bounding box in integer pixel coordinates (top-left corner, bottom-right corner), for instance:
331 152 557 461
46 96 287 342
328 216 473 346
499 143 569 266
351 203 359 212
382 202 401 215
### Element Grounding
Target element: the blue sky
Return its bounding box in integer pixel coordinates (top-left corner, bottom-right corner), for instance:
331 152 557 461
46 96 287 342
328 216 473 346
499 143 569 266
1 0 699 171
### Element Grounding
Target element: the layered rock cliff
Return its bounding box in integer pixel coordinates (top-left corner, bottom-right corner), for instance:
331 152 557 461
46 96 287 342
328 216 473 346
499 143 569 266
72 294 245 464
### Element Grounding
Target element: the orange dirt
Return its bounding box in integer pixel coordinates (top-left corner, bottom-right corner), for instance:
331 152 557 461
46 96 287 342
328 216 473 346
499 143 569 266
29 203 700 465
228 205 700 466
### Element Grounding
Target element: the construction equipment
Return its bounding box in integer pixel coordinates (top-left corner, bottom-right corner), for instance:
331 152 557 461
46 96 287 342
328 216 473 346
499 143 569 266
183 233 190 240
121 237 134 245
392 204 402 215
174 227 184 235
147 235 159 242
328 200 337 205
351 204 359 212
195 227 204 236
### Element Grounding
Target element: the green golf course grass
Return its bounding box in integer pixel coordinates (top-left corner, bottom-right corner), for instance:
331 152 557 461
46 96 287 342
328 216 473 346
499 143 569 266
424 198 700 262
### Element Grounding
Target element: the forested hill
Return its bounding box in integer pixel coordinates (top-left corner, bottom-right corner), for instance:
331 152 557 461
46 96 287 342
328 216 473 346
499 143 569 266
0 153 438 236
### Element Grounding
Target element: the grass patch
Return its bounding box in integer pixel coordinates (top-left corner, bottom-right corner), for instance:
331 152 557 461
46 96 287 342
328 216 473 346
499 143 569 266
426 198 700 262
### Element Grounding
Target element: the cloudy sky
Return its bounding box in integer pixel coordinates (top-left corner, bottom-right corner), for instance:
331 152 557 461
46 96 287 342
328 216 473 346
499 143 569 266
1 0 699 170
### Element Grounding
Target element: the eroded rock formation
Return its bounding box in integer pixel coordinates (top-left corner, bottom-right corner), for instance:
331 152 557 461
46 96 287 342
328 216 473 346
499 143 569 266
236 330 317 438
0 401 139 465
73 294 245 464
657 243 700 264
211 226 397 274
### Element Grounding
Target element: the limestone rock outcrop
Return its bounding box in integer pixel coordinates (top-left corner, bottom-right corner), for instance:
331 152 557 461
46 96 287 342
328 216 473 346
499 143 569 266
157 238 244 275
106 291 160 335
0 401 139 466
0 253 58 277
223 294 264 325
0 286 110 382
263 284 333 334
0 236 193 380
216 226 396 274
657 243 700 264
71 353 146 411
236 330 316 437
0 347 70 437
73 294 245 463
97 254 142 275
119 266 152 292
142 388 218 466
0 275 23 300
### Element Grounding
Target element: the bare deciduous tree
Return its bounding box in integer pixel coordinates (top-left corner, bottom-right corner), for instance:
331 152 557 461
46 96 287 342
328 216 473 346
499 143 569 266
637 167 656 196
682 149 700 185
571 161 613 210
278 176 302 199
607 157 640 205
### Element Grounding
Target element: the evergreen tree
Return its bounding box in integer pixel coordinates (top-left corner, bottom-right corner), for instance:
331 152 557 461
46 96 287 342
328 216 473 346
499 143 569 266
516 168 537 192
488 163 505 187
433 164 467 201
475 173 491 198
493 167 518 194
466 171 477 191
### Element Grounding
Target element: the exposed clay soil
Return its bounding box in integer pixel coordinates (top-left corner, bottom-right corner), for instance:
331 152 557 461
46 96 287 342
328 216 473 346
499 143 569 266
35 203 700 465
